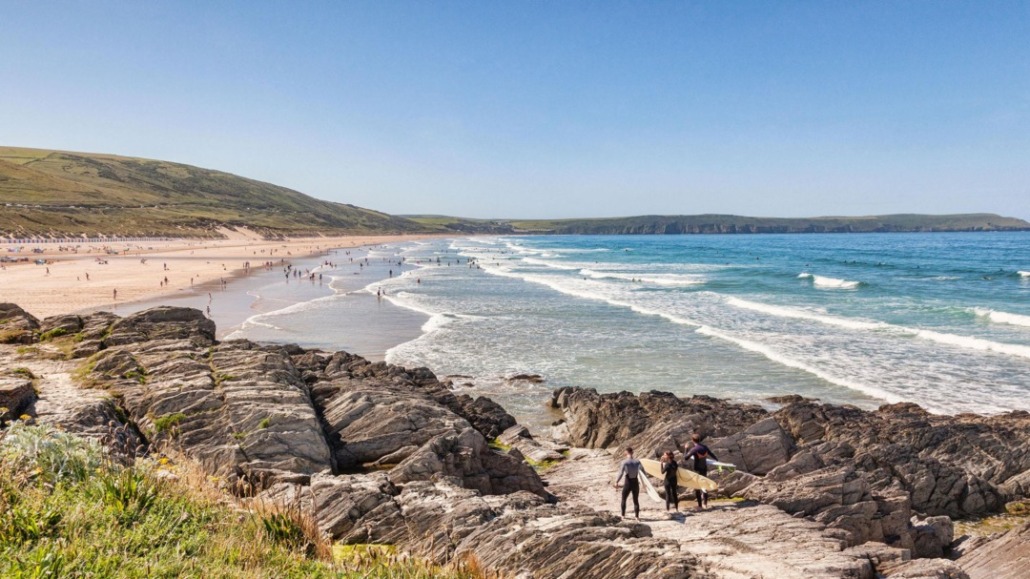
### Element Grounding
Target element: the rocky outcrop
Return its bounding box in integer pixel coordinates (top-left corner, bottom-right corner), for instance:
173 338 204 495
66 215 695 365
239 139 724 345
40 313 84 336
264 475 705 578
740 460 917 550
955 521 1030 579
550 387 768 453
774 400 1030 518
550 387 1030 562
104 306 216 347
707 416 795 475
0 303 40 344
0 376 35 421
880 558 970 578
6 306 1028 578
29 306 547 502
498 424 567 464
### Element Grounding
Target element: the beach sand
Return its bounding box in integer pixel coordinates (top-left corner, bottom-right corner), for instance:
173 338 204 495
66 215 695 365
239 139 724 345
0 228 441 320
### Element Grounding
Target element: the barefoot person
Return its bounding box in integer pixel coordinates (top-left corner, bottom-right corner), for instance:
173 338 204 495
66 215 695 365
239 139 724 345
614 446 642 519
660 450 679 512
684 434 717 509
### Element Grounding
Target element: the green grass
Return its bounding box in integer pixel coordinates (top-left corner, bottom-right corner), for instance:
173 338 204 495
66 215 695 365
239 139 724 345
0 329 27 344
123 369 147 385
214 373 237 385
71 359 98 387
0 146 433 238
0 422 487 579
39 328 68 342
153 413 186 434
525 457 560 472
10 367 37 380
955 512 1030 537
487 439 511 452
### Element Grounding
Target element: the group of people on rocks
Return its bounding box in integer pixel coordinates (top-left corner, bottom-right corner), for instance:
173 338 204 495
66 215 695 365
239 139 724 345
614 433 718 519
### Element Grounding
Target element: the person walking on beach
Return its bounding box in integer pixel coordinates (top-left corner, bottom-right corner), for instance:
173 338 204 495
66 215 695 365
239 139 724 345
684 434 717 510
614 446 642 519
660 451 680 512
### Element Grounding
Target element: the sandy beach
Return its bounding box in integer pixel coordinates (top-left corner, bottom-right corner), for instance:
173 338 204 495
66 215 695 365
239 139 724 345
0 228 441 319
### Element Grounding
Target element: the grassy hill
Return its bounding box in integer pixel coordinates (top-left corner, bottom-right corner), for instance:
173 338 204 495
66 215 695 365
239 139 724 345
409 213 1030 235
0 147 429 239
5 146 1025 239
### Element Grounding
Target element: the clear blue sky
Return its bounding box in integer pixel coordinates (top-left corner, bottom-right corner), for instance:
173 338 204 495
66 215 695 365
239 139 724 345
2 1 1028 219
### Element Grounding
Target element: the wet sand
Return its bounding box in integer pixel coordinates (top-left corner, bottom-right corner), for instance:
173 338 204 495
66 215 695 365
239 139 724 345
0 230 438 361
0 228 439 319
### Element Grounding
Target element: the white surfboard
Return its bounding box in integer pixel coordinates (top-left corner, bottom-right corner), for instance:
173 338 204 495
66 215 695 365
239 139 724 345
706 459 738 473
638 471 664 505
640 458 719 492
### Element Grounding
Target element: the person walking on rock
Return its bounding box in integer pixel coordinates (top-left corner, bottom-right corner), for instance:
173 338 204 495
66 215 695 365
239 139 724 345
614 446 642 519
684 434 717 510
660 451 680 512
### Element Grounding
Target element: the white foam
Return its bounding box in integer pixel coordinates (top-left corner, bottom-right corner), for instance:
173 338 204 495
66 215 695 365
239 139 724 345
724 297 884 331
973 308 1030 328
910 328 1030 359
553 248 612 254
695 325 906 404
798 272 861 289
725 296 1030 358
579 268 704 287
522 257 579 270
1020 271 1030 278
477 262 702 327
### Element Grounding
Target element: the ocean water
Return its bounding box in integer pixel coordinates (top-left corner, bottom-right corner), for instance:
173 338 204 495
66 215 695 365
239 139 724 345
229 233 1030 428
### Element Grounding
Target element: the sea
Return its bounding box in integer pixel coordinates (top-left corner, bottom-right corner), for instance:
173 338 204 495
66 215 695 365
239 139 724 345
211 232 1029 430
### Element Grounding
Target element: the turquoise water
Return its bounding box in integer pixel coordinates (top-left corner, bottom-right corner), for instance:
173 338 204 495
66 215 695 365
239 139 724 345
231 233 1030 426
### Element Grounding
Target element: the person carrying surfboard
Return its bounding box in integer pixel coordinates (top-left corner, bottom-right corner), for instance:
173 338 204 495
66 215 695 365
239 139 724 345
660 451 680 512
614 446 642 519
683 434 718 509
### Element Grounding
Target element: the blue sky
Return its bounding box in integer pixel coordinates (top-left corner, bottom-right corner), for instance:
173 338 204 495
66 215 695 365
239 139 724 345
2 1 1028 219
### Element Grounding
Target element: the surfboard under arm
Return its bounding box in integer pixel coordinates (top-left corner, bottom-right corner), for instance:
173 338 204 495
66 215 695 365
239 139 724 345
639 473 664 505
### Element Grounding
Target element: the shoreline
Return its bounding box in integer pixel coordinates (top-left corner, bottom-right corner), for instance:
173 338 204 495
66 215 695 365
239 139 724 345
0 229 449 320
73 235 436 362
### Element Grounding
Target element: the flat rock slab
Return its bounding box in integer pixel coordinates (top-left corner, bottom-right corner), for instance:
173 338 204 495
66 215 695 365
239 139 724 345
546 448 880 579
957 521 1030 579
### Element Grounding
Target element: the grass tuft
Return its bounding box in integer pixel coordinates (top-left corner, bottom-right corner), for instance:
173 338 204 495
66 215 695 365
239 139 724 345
153 412 186 434
0 422 488 578
39 328 68 342
11 367 37 380
487 438 511 452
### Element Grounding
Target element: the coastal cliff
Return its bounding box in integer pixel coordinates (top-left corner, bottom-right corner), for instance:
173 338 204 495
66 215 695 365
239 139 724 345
409 213 1030 235
2 304 1028 578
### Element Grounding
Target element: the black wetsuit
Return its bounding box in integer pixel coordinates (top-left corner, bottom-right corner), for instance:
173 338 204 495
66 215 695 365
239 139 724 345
616 457 642 517
684 443 718 507
661 459 679 510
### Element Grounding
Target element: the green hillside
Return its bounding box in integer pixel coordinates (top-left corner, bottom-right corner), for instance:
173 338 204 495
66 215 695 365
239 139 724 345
5 147 1025 239
409 213 1030 235
0 147 429 238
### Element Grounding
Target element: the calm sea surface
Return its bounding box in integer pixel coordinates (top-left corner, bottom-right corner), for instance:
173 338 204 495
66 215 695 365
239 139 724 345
228 232 1030 428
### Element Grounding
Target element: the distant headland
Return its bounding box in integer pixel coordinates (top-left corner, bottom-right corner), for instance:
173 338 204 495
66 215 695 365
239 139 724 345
3 146 1027 240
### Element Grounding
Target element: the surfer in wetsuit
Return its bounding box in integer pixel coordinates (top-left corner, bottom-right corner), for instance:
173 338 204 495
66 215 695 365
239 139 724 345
684 434 717 509
614 446 642 519
660 451 679 512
